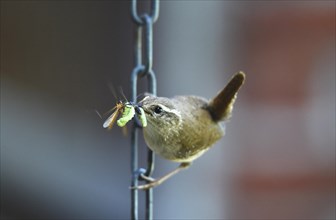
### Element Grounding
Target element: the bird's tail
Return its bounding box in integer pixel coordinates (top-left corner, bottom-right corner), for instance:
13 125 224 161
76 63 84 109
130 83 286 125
207 71 246 122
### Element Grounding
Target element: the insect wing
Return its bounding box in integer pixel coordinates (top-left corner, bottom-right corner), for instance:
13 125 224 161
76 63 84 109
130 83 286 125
103 110 120 130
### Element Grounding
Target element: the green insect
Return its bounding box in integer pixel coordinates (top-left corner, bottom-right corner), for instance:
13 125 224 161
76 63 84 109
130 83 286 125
117 104 135 127
137 107 147 127
103 101 147 129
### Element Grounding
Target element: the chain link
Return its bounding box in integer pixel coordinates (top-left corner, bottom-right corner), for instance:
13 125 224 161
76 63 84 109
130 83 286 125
131 0 159 79
130 0 159 220
131 0 159 25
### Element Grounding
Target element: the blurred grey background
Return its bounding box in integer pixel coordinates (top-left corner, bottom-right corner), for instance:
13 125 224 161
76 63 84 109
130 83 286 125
1 1 335 219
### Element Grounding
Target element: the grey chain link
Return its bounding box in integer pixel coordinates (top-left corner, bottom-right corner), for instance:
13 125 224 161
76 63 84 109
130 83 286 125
130 0 159 220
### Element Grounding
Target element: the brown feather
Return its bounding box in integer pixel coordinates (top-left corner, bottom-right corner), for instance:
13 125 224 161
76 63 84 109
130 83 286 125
207 71 245 122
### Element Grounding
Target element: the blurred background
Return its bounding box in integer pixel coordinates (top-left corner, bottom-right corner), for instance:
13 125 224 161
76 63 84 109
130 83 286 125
1 1 335 219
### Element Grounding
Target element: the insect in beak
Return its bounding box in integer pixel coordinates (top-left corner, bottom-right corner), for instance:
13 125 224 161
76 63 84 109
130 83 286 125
103 101 147 130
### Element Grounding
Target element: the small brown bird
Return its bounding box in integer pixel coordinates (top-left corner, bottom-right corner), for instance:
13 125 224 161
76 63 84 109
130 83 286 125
135 71 245 189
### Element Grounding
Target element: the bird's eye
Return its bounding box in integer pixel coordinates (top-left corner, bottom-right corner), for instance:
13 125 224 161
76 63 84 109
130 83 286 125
154 106 163 114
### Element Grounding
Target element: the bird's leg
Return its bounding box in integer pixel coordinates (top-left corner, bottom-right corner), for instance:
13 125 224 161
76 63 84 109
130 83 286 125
131 162 191 190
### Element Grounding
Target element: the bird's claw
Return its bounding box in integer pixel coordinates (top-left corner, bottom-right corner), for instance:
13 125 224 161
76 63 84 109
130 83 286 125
130 178 162 190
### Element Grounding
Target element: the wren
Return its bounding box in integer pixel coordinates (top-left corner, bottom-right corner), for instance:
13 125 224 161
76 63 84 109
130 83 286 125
135 71 245 190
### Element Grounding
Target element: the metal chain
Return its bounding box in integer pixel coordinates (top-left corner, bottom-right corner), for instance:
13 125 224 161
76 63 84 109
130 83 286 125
130 1 159 220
